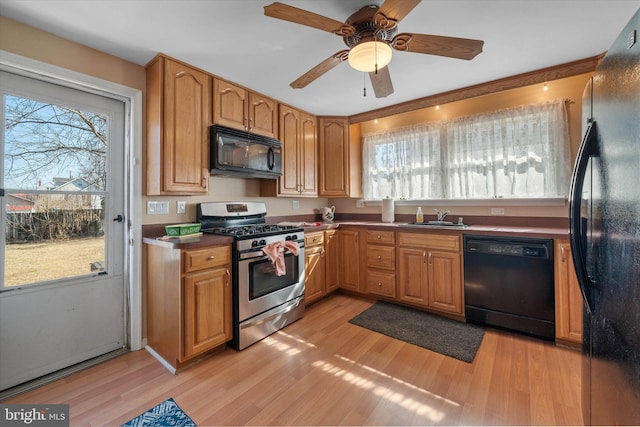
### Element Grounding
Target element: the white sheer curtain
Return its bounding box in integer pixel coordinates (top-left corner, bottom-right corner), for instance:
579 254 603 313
361 99 571 200
445 99 570 198
362 123 443 200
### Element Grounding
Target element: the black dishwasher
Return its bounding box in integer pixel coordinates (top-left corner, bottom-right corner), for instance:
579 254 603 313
463 235 555 339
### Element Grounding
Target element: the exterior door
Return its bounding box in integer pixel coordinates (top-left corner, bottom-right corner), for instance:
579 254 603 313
0 71 127 391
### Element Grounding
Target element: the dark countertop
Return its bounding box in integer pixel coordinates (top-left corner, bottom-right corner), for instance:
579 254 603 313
143 218 569 249
301 220 569 240
143 233 234 250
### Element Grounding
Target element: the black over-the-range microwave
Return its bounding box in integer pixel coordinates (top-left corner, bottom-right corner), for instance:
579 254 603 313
210 125 282 179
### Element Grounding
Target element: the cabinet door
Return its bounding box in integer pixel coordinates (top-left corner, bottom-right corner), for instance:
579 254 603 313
213 78 247 130
318 117 350 197
248 92 278 138
278 106 301 195
304 244 325 305
427 250 463 315
183 266 231 359
398 247 428 306
325 230 339 293
149 58 209 195
300 112 318 196
554 240 583 344
339 229 360 292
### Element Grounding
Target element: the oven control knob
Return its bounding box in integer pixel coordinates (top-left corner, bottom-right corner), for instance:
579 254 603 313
286 234 298 241
251 240 260 247
259 239 267 246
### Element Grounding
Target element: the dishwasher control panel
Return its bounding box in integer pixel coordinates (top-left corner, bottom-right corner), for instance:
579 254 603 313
465 238 549 258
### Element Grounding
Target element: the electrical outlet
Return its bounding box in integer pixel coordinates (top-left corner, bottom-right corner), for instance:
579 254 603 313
292 200 299 209
356 199 365 208
176 201 186 214
491 207 505 215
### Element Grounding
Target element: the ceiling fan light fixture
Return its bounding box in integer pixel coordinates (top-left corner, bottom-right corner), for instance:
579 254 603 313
348 41 392 72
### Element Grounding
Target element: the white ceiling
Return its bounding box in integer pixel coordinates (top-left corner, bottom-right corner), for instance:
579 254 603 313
1 0 639 116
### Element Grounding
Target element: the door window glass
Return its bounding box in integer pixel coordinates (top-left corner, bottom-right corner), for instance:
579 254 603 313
2 94 108 288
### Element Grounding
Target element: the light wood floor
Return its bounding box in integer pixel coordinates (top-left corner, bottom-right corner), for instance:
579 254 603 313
2 294 584 426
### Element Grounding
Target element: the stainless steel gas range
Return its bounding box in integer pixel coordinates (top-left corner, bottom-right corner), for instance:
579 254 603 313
197 201 305 350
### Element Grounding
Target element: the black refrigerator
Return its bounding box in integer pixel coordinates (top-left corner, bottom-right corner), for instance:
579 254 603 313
569 7 640 426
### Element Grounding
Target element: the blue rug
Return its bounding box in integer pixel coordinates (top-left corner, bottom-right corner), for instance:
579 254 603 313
121 398 196 427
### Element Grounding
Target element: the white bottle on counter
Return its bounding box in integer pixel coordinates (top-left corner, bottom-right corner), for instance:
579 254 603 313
416 207 424 223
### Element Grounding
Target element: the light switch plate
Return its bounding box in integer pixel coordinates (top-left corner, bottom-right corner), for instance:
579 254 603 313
176 201 186 214
491 207 505 215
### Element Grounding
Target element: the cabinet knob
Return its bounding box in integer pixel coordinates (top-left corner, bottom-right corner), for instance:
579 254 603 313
208 255 215 260
561 245 566 262
377 255 382 260
378 282 382 287
377 235 381 239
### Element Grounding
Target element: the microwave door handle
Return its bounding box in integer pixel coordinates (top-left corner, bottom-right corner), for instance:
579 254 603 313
267 146 275 170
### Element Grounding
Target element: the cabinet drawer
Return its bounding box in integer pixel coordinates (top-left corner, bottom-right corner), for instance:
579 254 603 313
366 270 396 298
183 246 231 273
305 231 324 247
398 232 460 252
366 230 395 245
366 245 396 270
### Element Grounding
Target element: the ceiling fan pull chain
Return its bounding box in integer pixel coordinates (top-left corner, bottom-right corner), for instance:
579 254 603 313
375 41 379 75
363 73 366 97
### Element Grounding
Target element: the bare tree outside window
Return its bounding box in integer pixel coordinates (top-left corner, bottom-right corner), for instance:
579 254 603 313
2 95 108 287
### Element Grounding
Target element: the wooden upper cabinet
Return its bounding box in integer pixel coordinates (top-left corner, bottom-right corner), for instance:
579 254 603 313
146 55 210 195
279 105 301 195
249 92 278 137
261 105 317 197
300 112 318 195
212 78 278 138
318 117 362 198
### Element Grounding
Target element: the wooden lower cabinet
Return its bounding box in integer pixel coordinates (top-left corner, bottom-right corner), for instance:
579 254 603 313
397 232 463 316
365 230 396 298
304 230 340 305
325 229 339 293
554 239 583 345
338 228 361 292
146 243 232 371
183 267 232 358
304 231 325 305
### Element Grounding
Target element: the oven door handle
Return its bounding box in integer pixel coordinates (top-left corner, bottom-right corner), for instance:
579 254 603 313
239 247 304 261
240 298 303 330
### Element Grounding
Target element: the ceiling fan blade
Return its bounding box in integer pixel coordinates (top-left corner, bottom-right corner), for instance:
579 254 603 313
392 33 484 60
378 0 421 22
369 66 394 98
290 50 349 89
264 2 354 36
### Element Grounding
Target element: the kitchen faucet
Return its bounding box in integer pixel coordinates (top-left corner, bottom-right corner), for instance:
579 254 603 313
434 209 450 222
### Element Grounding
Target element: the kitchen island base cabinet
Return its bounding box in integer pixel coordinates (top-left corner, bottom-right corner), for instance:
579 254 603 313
397 233 464 317
146 243 232 372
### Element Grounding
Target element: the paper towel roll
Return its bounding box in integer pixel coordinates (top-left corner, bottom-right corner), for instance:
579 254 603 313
381 198 395 223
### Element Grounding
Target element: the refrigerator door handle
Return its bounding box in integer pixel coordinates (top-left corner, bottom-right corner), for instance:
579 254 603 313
569 119 598 314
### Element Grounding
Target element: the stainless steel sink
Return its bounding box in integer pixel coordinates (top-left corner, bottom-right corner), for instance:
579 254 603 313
404 221 468 229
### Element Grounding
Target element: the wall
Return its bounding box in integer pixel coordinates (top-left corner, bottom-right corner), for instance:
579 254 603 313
144 177 329 224
0 15 592 224
330 72 592 220
0 16 145 92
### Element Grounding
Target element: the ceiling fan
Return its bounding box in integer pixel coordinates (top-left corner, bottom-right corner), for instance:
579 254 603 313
264 0 484 98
